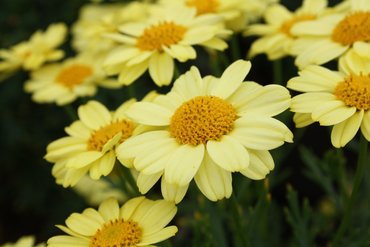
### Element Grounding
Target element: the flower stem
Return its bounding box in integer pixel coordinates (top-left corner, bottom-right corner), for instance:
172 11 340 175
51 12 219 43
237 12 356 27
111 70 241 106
331 135 368 246
273 59 283 85
229 193 249 247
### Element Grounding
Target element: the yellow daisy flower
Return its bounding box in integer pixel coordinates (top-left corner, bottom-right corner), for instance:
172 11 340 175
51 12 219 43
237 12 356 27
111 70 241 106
0 236 44 247
45 99 144 187
24 53 119 106
288 49 370 148
73 175 127 206
47 197 178 247
291 0 370 68
116 59 292 202
0 23 67 80
72 2 151 53
158 0 267 31
103 5 231 86
245 0 329 60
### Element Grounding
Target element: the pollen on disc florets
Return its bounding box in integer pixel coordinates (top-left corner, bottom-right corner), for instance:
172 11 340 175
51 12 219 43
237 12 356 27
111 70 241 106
169 95 237 146
334 73 370 110
56 64 93 89
90 219 142 247
331 11 370 46
87 120 135 151
186 0 219 15
136 21 187 51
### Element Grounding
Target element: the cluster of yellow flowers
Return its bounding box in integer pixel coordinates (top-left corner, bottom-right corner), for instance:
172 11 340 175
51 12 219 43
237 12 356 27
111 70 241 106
1 0 370 246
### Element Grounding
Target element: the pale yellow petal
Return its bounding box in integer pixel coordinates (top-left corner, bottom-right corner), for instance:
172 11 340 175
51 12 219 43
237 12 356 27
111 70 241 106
137 172 162 194
78 101 111 130
47 236 89 247
65 212 101 236
207 135 249 172
360 110 370 141
293 113 315 128
331 110 363 148
118 61 148 86
120 196 146 220
66 151 102 169
163 44 196 62
290 92 336 113
164 144 204 186
211 60 251 99
139 226 178 246
126 102 172 126
98 197 120 221
194 153 232 201
161 179 189 204
149 52 174 86
312 101 356 125
240 150 274 179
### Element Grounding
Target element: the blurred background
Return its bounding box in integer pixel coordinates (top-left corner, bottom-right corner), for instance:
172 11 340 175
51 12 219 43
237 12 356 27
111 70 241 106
0 0 369 246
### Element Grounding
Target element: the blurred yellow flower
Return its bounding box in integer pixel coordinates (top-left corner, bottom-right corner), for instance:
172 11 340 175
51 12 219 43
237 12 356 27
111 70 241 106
0 236 44 247
245 0 328 60
103 4 231 86
45 99 144 187
24 53 119 106
47 197 178 247
117 60 292 202
0 23 67 80
291 0 370 68
72 2 152 54
288 49 370 147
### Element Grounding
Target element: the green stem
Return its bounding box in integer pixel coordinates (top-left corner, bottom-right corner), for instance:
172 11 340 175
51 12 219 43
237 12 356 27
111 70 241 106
230 34 241 61
273 59 283 85
118 165 140 197
331 135 368 246
229 193 249 247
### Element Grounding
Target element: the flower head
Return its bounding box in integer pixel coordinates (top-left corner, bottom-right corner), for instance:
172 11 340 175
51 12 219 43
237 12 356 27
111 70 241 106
47 197 178 247
288 49 370 147
45 99 145 187
0 236 44 247
117 59 292 202
0 23 67 80
24 53 119 106
103 5 230 86
245 0 329 60
291 0 370 68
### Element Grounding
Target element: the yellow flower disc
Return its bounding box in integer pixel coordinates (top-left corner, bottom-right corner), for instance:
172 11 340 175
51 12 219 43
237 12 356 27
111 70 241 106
331 11 370 46
136 21 187 51
335 74 370 110
280 14 316 37
90 219 142 247
170 96 237 146
56 64 93 89
186 0 219 15
87 120 135 151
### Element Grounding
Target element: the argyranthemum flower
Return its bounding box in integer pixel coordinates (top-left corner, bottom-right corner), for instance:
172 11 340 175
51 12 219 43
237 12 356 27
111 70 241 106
288 49 370 148
158 0 269 31
24 53 119 106
116 59 292 202
291 0 370 68
45 99 146 187
0 23 66 80
244 0 329 60
0 236 45 247
47 197 178 247
73 175 127 206
103 5 231 86
72 2 151 54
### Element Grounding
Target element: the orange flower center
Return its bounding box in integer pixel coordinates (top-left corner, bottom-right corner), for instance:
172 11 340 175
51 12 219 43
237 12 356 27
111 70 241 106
186 0 220 15
87 120 135 151
280 14 316 37
331 11 370 46
169 96 237 146
136 21 187 51
90 219 142 247
334 73 370 110
55 64 93 89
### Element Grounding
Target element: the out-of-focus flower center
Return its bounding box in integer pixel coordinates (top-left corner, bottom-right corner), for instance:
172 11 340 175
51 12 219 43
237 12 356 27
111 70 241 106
186 0 219 15
335 73 370 110
87 120 134 151
280 14 316 37
136 21 187 51
170 96 237 146
90 219 142 247
55 64 93 89
331 11 370 46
